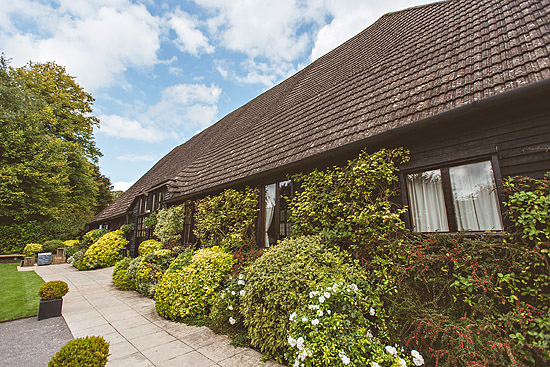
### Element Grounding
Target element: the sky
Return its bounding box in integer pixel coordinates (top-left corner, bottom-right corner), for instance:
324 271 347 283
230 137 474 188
1 0 440 192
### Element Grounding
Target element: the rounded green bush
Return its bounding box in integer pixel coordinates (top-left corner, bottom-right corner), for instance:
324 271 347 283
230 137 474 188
23 243 43 257
241 235 363 362
133 249 173 298
80 230 127 270
138 239 163 256
48 336 109 367
62 240 79 248
165 251 194 274
155 246 234 320
42 239 64 253
112 257 135 291
81 228 109 248
39 280 69 300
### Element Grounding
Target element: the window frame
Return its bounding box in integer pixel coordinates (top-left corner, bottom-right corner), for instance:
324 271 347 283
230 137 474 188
401 155 506 233
258 180 294 247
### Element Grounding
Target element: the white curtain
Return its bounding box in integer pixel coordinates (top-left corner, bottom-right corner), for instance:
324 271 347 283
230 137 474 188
407 170 449 232
450 161 503 231
264 184 276 247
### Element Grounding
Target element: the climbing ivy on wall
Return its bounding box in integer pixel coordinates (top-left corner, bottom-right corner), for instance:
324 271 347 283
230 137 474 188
194 187 259 251
289 147 410 251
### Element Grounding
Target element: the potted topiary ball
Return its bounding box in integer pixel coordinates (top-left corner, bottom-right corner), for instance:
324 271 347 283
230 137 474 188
38 280 69 320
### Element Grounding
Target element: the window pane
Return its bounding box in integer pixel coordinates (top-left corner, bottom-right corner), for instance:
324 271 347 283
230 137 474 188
264 184 277 247
449 161 503 231
407 169 449 232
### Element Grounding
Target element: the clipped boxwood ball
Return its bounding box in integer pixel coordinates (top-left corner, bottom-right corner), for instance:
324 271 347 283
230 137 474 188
80 230 128 270
48 336 109 367
39 280 69 300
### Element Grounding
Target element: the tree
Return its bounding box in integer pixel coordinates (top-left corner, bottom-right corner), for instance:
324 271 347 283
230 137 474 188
0 55 110 241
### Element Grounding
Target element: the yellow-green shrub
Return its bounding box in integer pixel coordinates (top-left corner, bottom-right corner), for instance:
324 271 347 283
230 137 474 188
138 239 163 256
23 243 42 257
39 280 69 300
63 240 79 248
80 230 127 270
112 258 135 291
48 336 109 367
155 246 234 320
133 249 173 298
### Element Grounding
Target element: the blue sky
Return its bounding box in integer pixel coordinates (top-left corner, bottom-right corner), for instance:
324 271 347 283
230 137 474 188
1 0 439 191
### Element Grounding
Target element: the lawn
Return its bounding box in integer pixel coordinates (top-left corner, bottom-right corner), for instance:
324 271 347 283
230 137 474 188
0 262 44 321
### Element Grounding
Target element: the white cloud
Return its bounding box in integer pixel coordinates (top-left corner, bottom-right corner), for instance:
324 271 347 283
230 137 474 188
117 154 156 162
169 8 214 56
97 83 221 142
113 181 135 191
98 115 171 142
0 0 162 91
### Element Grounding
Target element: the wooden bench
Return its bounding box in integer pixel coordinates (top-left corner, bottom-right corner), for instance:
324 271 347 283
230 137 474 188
0 254 25 262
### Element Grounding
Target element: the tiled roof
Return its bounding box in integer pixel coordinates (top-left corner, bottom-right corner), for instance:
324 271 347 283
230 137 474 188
91 0 550 224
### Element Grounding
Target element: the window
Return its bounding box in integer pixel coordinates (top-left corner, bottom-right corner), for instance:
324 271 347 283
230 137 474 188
262 180 293 247
406 160 503 232
136 216 147 238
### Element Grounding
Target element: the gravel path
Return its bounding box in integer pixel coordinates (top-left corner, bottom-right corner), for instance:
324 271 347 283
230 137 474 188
0 316 73 367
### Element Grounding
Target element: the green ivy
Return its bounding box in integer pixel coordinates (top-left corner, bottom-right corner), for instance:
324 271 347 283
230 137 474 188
154 204 186 246
194 187 258 250
290 148 409 251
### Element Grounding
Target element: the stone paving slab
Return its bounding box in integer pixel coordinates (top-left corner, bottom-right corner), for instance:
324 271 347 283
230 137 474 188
33 264 283 367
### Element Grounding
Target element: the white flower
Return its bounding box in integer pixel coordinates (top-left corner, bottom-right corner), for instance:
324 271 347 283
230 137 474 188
338 351 350 365
289 312 297 321
323 292 331 299
311 319 319 326
238 274 244 280
231 291 236 296
229 317 236 325
327 309 332 315
296 337 305 350
413 354 424 366
349 283 358 291
398 358 407 367
366 331 373 338
237 279 245 286
308 304 319 310
370 307 376 316
288 336 296 347
301 316 308 322
293 359 300 367
318 295 326 304
239 289 246 297
411 350 421 358
221 292 225 299
385 345 397 355
228 305 233 311
370 362 380 367
317 310 323 317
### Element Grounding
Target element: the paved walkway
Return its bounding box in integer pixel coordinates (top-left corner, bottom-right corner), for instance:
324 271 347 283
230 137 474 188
33 264 281 367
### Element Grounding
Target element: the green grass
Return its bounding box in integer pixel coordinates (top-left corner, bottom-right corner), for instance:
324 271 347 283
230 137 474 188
0 262 44 321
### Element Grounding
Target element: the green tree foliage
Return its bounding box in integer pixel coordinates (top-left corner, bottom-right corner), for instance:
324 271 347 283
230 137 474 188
154 204 187 246
0 55 113 246
290 148 409 251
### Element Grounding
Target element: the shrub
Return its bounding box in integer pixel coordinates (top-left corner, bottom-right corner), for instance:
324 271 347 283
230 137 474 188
48 336 109 367
165 250 194 274
42 239 64 253
286 281 422 367
23 243 43 257
194 187 258 250
241 235 364 362
39 280 69 300
62 240 79 248
290 147 409 251
132 249 173 298
0 221 46 255
112 258 135 291
120 223 134 234
155 246 234 320
81 228 109 248
210 273 248 338
80 230 127 270
138 239 163 256
154 204 187 246
68 250 85 270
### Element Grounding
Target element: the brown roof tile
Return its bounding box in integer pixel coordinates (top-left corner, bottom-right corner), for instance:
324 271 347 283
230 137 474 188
91 0 550 224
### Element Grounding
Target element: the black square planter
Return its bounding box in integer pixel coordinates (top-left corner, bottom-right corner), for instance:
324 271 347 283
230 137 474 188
37 298 63 320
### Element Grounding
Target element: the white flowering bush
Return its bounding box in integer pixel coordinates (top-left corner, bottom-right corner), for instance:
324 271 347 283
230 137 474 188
287 282 424 367
210 273 247 336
